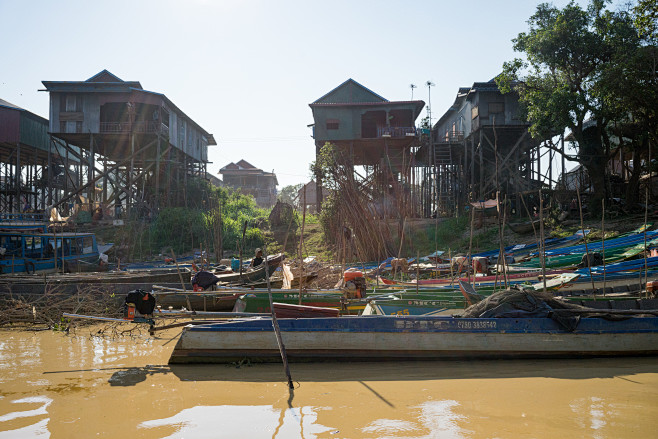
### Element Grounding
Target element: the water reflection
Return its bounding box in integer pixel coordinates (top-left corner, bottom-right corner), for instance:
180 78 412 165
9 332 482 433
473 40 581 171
108 365 171 386
139 404 334 439
361 400 467 438
0 396 51 438
0 329 657 438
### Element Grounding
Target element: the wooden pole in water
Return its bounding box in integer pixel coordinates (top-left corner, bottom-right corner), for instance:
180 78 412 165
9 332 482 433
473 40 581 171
520 193 541 260
416 251 420 295
501 194 509 288
170 247 191 310
239 220 247 282
643 161 650 298
576 190 597 296
298 187 307 305
539 190 547 294
448 248 453 286
263 245 294 390
468 199 475 287
169 248 187 293
601 198 606 295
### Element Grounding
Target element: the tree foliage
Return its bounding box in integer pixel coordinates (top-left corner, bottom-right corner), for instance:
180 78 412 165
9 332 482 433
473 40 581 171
497 0 656 211
150 178 268 255
277 183 304 205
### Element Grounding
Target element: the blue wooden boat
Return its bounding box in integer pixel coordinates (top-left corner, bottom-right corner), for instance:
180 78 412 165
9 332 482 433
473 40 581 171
539 230 658 257
0 230 103 274
362 299 454 316
472 229 588 260
169 314 658 364
0 213 49 233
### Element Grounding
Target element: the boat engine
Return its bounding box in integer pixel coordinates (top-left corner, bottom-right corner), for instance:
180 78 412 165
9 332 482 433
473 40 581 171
343 270 366 299
124 289 156 319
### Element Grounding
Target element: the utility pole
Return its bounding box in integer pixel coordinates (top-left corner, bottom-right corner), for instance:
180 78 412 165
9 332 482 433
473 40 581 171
427 80 435 215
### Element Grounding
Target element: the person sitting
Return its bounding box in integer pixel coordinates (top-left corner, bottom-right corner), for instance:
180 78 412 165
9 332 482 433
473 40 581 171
250 248 264 268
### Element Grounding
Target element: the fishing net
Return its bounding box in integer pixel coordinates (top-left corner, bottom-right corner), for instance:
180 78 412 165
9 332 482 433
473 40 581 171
459 287 633 331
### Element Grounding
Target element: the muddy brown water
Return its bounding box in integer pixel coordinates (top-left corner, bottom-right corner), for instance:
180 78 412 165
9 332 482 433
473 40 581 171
0 324 657 438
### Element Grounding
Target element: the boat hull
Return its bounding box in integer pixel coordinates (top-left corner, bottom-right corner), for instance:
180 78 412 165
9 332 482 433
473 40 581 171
169 315 658 364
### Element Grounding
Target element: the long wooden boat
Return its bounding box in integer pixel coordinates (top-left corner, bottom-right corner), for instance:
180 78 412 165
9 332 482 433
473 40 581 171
515 237 658 269
538 230 658 258
211 253 285 284
272 302 340 318
232 291 364 314
507 219 542 234
169 314 658 364
471 229 588 260
380 269 571 287
362 300 457 316
0 230 103 274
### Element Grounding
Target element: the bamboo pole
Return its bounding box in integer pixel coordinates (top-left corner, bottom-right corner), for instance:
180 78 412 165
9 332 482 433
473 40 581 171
239 220 247 282
643 175 649 298
263 245 294 390
601 198 606 295
298 187 307 305
519 193 541 259
501 194 509 288
169 247 191 310
416 251 420 295
539 191 547 294
169 248 187 293
576 190 597 296
468 199 475 287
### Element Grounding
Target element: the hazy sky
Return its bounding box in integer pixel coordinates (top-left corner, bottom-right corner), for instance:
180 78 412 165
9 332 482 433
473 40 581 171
0 0 622 188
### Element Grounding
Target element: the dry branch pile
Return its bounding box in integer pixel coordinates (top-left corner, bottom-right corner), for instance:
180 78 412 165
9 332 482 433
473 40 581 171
0 282 123 328
316 144 418 262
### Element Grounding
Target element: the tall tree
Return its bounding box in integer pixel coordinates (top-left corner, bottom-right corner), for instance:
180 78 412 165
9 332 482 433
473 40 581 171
497 0 651 211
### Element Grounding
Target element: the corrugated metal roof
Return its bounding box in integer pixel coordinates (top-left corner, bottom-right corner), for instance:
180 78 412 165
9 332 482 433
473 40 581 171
0 98 25 111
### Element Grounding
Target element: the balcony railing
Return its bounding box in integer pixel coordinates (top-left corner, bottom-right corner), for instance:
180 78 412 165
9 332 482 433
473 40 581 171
377 127 418 138
99 121 169 135
438 131 465 143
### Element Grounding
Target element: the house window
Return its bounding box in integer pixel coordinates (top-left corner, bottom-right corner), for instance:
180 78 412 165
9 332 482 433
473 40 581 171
60 94 83 112
488 102 504 114
326 119 339 130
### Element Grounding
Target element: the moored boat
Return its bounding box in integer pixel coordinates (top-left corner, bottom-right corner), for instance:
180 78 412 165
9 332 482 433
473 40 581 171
0 230 104 274
169 314 658 364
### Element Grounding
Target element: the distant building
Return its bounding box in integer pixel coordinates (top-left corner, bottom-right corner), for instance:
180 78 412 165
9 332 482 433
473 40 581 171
205 172 223 188
219 159 278 207
297 180 330 212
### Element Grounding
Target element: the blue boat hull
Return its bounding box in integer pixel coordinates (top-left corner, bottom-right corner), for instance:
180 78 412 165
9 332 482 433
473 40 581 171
169 315 658 364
